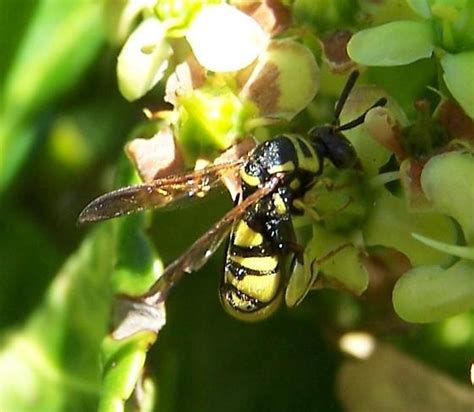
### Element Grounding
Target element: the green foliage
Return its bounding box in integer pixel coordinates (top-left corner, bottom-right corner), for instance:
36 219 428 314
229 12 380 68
1 0 473 411
0 0 104 195
347 0 474 116
441 52 474 117
348 21 435 66
0 225 114 411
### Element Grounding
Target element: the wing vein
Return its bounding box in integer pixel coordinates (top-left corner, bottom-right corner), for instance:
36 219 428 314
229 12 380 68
142 175 282 302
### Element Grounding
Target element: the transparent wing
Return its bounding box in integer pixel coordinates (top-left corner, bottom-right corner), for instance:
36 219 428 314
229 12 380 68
78 159 245 224
143 175 282 300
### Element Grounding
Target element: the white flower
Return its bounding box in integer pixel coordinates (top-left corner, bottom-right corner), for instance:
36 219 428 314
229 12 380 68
117 18 172 101
186 4 268 72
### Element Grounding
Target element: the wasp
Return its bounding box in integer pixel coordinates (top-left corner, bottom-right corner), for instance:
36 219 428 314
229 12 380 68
79 71 386 321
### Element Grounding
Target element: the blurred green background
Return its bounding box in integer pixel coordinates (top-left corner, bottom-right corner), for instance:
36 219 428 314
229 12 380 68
0 1 473 411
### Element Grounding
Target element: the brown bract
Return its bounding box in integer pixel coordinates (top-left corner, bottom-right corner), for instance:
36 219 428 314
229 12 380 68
435 99 474 143
320 30 356 73
400 158 432 210
214 136 256 165
126 128 184 182
243 61 280 115
214 137 256 201
399 99 474 210
234 0 292 35
361 248 411 307
240 39 319 119
165 56 205 106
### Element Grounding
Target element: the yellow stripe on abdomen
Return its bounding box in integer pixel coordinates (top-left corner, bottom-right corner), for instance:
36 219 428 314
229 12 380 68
233 220 264 247
225 270 281 303
229 254 278 272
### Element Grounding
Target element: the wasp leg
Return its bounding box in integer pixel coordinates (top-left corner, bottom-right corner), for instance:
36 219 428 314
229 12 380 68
293 195 354 224
319 242 352 263
313 176 357 193
287 241 304 264
292 199 322 222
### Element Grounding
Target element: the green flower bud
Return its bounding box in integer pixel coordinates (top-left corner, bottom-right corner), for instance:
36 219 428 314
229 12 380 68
239 39 319 120
176 86 256 164
393 260 474 322
421 151 474 242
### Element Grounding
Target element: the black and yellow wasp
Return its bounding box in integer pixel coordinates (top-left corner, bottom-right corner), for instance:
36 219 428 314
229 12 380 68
79 71 386 321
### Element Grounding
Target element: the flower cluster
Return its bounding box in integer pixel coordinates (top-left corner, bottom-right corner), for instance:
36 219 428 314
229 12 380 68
105 0 474 324
112 1 319 165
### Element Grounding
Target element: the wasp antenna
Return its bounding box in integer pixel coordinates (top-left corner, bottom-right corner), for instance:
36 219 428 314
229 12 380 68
333 70 360 122
337 96 387 132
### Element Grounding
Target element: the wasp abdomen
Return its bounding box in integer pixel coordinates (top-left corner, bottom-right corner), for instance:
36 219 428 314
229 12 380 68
220 217 283 321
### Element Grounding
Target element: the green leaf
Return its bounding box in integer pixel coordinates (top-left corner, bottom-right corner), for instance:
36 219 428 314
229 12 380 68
358 0 422 24
347 20 435 66
421 151 474 242
363 189 457 266
366 59 437 117
0 225 114 411
441 52 474 118
0 0 104 195
113 214 161 296
0 122 37 199
406 0 432 18
393 260 474 322
0 1 37 88
96 158 161 411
